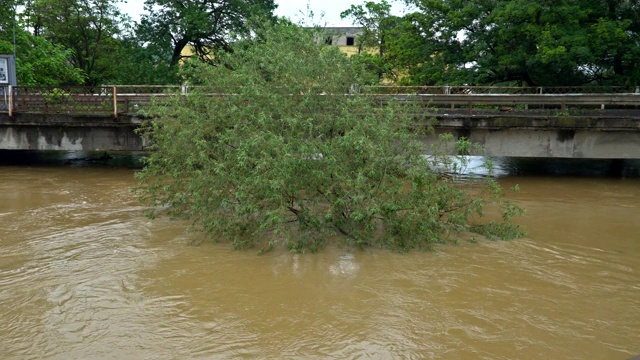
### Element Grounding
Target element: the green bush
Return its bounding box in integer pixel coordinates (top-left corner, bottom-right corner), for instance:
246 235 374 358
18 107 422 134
134 21 524 252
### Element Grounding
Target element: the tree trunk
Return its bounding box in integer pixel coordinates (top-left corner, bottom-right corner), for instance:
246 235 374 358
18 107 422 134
171 37 190 67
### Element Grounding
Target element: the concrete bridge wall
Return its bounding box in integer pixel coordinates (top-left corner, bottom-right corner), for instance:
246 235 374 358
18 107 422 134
1 112 640 159
424 128 640 159
423 114 640 159
0 113 144 151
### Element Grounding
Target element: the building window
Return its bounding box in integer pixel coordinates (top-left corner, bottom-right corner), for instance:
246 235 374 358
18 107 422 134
346 36 355 46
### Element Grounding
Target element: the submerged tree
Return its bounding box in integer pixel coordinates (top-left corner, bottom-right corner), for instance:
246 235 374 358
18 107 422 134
134 22 524 252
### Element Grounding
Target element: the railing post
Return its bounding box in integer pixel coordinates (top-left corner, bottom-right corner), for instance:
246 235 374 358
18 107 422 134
112 86 118 120
468 101 473 115
8 85 13 118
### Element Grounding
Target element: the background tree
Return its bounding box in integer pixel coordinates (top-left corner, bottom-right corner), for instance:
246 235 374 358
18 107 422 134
385 9 473 86
0 30 86 85
0 0 18 31
137 0 277 67
135 21 523 252
585 0 640 86
340 0 400 81
0 0 85 85
23 0 130 85
105 34 179 84
398 0 640 86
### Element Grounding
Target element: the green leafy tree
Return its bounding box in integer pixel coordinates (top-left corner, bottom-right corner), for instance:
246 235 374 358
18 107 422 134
0 29 85 85
585 0 640 86
134 22 524 252
0 0 17 30
398 0 640 86
24 0 130 85
340 0 400 81
137 0 277 67
4 0 174 86
0 0 85 85
105 35 179 85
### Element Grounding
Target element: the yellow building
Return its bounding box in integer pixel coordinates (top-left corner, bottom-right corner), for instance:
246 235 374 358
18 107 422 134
179 27 365 61
321 27 364 56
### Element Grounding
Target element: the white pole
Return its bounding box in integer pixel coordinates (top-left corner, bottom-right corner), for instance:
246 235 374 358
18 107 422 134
113 86 118 120
8 85 13 118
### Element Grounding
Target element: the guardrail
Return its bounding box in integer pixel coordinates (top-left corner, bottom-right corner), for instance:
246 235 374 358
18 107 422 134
362 85 640 95
1 85 640 118
378 93 640 115
1 86 118 118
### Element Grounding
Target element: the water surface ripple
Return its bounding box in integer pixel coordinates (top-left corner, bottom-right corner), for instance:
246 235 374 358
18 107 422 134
0 165 638 359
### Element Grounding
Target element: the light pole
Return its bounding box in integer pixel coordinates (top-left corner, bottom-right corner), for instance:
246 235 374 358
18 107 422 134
13 0 17 58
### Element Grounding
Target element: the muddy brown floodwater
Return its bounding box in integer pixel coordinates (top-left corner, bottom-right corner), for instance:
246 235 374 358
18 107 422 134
0 160 638 359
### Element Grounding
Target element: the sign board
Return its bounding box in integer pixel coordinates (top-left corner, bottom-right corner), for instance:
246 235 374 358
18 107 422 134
0 55 16 112
0 55 17 86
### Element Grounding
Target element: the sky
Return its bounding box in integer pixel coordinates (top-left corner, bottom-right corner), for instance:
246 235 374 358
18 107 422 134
118 0 409 27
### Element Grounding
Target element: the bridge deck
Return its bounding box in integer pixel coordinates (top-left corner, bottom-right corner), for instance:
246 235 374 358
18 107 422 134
2 85 640 117
1 86 639 157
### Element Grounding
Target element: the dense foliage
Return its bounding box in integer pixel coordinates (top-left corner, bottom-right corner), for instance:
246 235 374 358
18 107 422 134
340 0 399 81
0 0 172 85
3 0 277 85
0 29 85 85
394 0 640 86
22 0 130 85
138 0 277 67
3 0 637 87
134 22 524 252
0 1 78 85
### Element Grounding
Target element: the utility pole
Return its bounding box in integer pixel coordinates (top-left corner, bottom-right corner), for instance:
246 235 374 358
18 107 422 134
13 0 17 58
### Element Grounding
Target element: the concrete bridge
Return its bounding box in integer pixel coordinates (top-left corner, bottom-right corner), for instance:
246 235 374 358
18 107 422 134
1 85 639 159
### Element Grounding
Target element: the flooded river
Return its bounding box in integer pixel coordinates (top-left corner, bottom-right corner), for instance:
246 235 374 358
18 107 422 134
0 153 638 359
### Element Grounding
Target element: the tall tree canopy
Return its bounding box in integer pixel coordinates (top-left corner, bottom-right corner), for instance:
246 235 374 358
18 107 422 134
396 0 640 86
340 0 401 81
0 0 17 31
138 0 277 67
0 29 86 85
23 0 130 85
0 0 85 85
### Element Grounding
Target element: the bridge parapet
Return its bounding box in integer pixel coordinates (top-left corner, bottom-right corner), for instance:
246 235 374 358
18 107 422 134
362 85 639 95
1 85 640 157
385 93 640 116
2 85 640 119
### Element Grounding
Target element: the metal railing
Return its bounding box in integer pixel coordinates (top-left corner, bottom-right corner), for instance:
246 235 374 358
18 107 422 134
1 85 639 118
1 86 119 118
0 85 186 118
362 85 638 95
375 93 640 115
